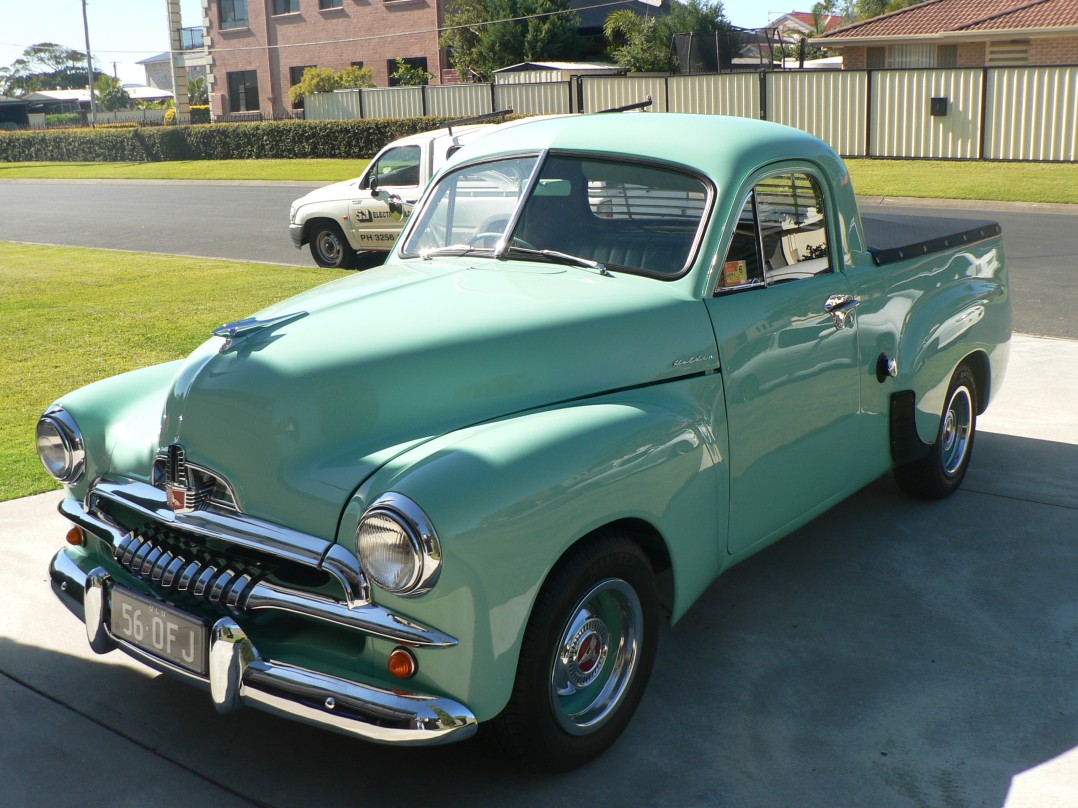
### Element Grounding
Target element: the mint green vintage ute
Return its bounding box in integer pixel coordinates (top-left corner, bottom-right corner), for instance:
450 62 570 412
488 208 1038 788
39 114 1010 770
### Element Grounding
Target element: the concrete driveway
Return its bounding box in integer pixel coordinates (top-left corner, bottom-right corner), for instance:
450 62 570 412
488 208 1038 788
1 334 1076 808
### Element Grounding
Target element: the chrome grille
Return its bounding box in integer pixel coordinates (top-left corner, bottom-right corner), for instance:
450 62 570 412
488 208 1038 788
114 527 260 612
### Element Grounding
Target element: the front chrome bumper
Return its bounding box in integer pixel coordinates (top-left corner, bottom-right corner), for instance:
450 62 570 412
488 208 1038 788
289 222 304 249
50 547 477 746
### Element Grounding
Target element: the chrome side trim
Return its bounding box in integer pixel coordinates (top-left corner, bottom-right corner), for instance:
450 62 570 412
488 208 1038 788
49 555 476 747
60 486 453 648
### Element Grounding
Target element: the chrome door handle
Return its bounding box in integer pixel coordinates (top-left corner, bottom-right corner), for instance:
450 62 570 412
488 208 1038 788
824 294 859 330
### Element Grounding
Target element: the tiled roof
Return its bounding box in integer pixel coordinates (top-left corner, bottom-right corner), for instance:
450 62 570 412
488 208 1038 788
782 11 847 32
817 0 1078 39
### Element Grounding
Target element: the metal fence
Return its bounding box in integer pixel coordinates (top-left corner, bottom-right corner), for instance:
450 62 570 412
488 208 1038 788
303 66 1078 162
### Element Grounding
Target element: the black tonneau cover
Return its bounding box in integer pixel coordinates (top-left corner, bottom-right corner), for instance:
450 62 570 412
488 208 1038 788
861 213 1001 266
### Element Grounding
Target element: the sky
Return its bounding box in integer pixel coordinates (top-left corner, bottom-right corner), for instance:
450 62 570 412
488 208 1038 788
0 0 781 88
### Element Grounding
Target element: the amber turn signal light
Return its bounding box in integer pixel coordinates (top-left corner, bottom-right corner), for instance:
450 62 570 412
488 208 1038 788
65 527 85 546
388 647 417 679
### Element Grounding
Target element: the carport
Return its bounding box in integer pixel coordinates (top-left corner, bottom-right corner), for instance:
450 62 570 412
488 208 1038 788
0 95 29 129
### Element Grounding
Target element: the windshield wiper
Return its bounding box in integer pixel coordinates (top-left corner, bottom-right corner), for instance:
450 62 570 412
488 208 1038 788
504 245 614 277
420 244 493 260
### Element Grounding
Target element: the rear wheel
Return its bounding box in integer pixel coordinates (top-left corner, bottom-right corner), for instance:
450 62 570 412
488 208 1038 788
895 364 978 499
490 532 659 771
309 222 357 269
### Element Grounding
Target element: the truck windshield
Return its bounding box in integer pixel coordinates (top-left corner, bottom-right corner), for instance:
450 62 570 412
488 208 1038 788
401 153 710 278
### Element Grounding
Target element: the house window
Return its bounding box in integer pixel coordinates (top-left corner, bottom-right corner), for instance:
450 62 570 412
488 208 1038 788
866 47 885 69
350 61 365 68
885 44 936 68
936 45 958 67
988 40 1030 65
272 0 300 15
220 0 248 29
320 0 344 8
227 70 259 112
289 65 315 108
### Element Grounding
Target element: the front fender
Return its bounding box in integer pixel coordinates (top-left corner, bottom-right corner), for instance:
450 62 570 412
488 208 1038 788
337 378 728 721
51 360 183 500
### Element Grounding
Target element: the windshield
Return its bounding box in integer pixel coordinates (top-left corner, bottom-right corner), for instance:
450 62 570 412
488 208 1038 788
401 153 710 277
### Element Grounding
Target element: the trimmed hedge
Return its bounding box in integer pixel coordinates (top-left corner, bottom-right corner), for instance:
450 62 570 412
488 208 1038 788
0 117 478 163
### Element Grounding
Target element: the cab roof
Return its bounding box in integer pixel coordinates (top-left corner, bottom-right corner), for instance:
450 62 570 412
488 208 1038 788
450 113 842 187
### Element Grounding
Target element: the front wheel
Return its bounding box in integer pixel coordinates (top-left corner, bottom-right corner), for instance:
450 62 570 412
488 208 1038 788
308 222 357 269
895 364 978 499
489 533 659 771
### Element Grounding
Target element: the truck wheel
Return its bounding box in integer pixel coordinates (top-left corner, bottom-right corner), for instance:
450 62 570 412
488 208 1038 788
895 364 977 499
309 222 356 269
490 533 659 771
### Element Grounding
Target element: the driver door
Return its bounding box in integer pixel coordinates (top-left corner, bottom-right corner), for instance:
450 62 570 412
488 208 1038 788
349 144 422 249
704 169 862 556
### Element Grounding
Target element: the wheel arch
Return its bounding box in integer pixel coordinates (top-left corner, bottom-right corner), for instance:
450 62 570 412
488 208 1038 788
961 349 991 414
564 517 674 619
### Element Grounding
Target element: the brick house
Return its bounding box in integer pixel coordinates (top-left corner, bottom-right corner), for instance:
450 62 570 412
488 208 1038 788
202 0 446 119
812 0 1078 69
199 0 658 120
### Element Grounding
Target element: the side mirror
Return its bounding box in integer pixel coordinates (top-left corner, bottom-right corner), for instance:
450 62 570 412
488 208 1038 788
368 171 379 194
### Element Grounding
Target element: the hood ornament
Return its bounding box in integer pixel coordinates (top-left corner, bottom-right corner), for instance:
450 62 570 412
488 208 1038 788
213 311 308 353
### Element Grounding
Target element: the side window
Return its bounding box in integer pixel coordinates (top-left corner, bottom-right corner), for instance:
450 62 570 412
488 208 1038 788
716 172 831 293
366 146 421 188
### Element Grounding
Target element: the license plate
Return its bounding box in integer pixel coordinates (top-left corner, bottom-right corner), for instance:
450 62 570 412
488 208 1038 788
110 587 208 675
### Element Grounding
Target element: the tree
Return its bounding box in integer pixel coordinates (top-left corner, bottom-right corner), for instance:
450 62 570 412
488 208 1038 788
338 65 375 89
0 42 101 97
289 66 339 105
605 0 733 73
441 0 586 83
189 75 208 105
94 75 131 111
604 10 670 73
390 58 433 86
288 65 375 105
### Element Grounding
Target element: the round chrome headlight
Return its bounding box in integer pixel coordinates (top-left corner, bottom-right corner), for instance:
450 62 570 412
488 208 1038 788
36 407 86 483
355 494 441 597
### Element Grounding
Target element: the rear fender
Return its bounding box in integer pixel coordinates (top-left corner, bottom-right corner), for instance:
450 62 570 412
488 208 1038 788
893 240 1009 443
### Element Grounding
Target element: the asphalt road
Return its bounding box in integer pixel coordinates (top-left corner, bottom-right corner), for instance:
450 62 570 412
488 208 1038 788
0 180 1075 339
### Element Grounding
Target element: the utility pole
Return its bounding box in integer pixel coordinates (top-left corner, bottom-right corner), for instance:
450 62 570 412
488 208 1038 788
81 0 98 126
166 0 191 122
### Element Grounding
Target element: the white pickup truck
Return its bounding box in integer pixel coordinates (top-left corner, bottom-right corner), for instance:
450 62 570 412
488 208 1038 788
288 112 516 268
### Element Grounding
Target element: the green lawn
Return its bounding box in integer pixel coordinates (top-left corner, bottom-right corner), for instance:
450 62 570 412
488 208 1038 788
0 242 348 502
0 158 368 182
2 156 1077 204
844 159 1078 205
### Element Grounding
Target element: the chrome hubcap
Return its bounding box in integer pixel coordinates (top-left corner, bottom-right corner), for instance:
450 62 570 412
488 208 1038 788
550 578 642 735
941 385 973 477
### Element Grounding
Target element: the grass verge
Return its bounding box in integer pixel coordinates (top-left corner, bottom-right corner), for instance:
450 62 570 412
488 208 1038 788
844 159 1078 205
2 157 1078 204
0 158 368 182
0 242 348 502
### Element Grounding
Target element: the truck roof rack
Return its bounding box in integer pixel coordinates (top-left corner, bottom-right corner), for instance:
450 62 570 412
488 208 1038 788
447 108 514 135
597 96 653 114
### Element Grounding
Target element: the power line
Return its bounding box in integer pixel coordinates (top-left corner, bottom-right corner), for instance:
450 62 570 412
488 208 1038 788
2 0 642 59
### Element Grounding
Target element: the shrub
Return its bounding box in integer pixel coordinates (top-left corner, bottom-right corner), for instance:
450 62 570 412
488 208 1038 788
0 115 503 163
